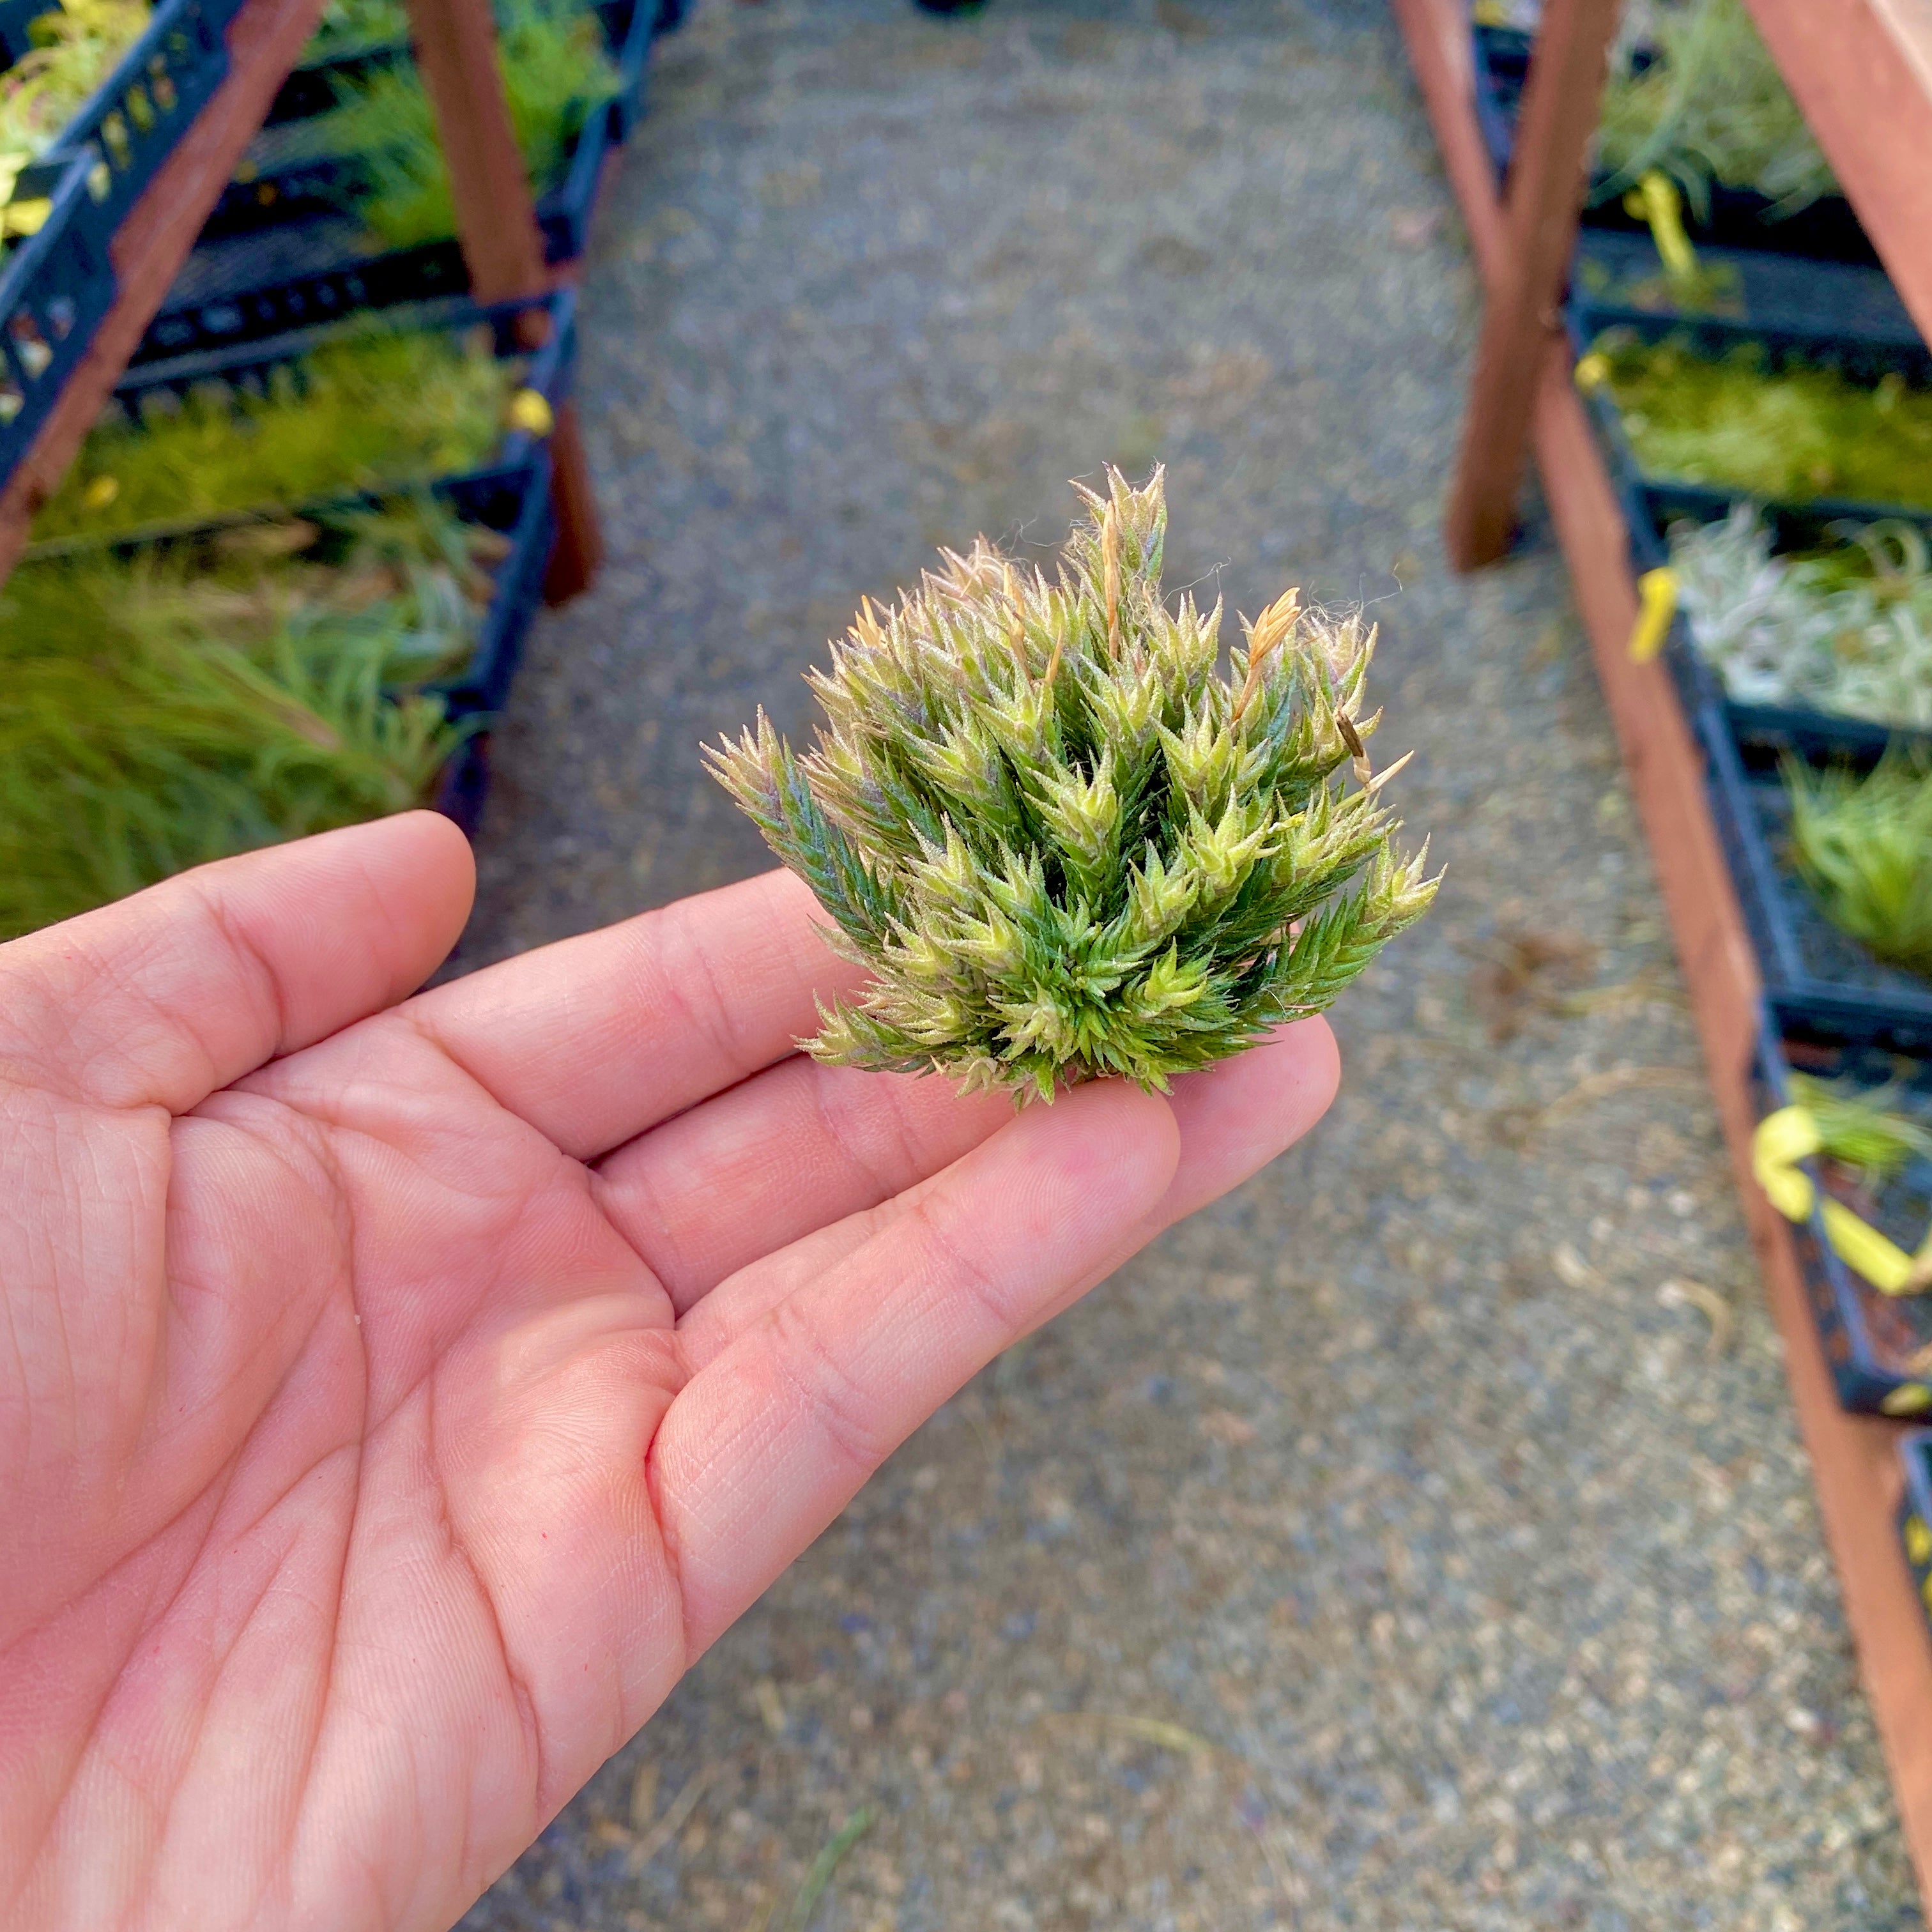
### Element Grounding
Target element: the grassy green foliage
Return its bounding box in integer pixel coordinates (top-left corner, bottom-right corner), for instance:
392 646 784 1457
712 468 1437 1101
1788 1071 1932 1188
1596 0 1835 218
1590 332 1932 510
33 324 518 542
1671 507 1932 728
0 495 496 939
312 0 618 249
1786 752 1932 978
303 0 409 56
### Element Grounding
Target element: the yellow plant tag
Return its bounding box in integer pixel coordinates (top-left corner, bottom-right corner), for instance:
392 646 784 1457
1627 170 1699 282
3 196 50 238
1908 1514 1932 1566
507 388 554 437
1629 566 1677 663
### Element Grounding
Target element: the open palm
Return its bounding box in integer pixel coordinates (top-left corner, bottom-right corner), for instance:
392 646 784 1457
0 813 1338 1932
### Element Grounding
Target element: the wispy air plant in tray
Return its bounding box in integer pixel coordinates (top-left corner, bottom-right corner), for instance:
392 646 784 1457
710 468 1437 1101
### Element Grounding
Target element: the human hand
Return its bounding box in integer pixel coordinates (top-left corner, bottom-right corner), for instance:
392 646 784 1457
0 812 1337 1932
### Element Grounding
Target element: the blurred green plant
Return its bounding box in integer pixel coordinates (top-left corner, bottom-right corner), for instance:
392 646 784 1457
1788 1070 1932 1188
1786 751 1932 977
302 0 409 56
33 323 519 541
1595 0 1835 219
712 467 1437 1101
1584 332 1932 510
0 0 150 235
0 494 496 939
312 0 618 249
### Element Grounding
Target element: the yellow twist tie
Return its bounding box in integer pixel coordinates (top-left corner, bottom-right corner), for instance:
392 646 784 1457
1629 566 1677 664
507 388 554 437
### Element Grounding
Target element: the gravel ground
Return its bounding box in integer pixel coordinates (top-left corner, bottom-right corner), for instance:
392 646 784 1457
453 1 1923 1925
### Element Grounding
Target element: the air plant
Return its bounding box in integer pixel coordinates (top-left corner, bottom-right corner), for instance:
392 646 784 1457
1671 507 1932 728
1594 0 1836 219
1788 1070 1932 1191
33 323 521 541
0 495 493 939
1581 332 1932 511
1786 751 1932 979
710 468 1438 1102
309 0 618 249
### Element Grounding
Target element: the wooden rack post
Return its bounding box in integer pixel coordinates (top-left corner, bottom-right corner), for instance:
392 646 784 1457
1441 0 1620 569
404 0 602 600
1392 0 1932 1908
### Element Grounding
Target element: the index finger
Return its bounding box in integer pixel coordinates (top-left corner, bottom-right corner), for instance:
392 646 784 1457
404 868 864 1161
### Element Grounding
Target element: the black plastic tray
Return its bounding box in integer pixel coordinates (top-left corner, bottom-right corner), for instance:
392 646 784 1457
217 0 648 233
1900 1432 1932 1630
1700 702 1932 1052
135 0 634 360
1756 1015 1932 1415
1471 22 1881 270
30 287 574 696
136 96 609 360
0 148 118 488
1566 301 1932 571
46 0 239 226
1570 228 1919 357
265 0 668 128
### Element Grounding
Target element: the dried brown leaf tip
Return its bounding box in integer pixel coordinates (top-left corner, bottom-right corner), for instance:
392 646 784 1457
708 466 1438 1101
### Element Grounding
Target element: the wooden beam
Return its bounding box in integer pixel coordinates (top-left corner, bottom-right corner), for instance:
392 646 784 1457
1388 0 1506 282
0 0 330 571
1441 0 1622 570
404 0 601 601
403 0 547 303
1745 0 1932 346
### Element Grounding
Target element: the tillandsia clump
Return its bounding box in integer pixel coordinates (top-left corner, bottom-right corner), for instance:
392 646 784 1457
710 468 1438 1101
1786 751 1932 979
1673 507 1932 728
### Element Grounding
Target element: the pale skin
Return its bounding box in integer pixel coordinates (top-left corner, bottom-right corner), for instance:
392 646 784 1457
0 811 1339 1932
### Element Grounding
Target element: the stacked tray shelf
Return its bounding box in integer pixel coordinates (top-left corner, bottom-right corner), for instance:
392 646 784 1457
1397 0 1932 1903
1469 15 1920 349
0 0 242 485
137 0 663 358
24 286 579 833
